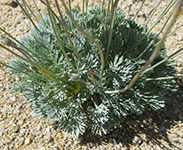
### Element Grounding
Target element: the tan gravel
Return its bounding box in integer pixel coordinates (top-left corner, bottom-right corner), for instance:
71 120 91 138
0 0 183 150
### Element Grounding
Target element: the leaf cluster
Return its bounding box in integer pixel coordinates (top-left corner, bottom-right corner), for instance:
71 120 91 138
8 7 177 136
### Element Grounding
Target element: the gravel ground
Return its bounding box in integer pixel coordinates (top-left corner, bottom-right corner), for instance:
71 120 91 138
0 0 183 150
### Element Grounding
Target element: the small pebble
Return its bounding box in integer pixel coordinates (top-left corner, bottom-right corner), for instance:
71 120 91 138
24 137 32 145
173 138 179 143
133 136 142 145
11 125 19 133
11 1 18 8
18 137 25 146
178 35 183 41
6 1 18 8
44 134 53 143
55 132 63 140
38 147 46 150
0 1 183 150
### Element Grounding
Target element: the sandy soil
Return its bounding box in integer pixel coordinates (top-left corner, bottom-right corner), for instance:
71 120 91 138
0 0 183 149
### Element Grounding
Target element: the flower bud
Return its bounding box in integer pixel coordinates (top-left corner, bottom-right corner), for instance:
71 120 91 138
1 35 17 48
70 73 80 81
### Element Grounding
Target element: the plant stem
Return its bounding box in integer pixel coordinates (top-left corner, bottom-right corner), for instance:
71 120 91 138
68 0 73 30
22 0 39 22
0 61 29 76
0 44 30 63
0 35 55 76
0 61 49 82
45 0 76 71
55 0 80 59
40 0 80 59
143 47 183 74
32 0 45 23
105 0 111 32
101 0 105 13
146 0 175 34
1 36 36 63
132 0 145 21
0 43 56 80
68 0 71 12
82 0 85 17
138 11 173 59
39 0 64 27
105 1 118 66
133 0 176 50
80 79 94 95
0 28 41 60
105 0 183 94
145 75 183 81
60 0 105 80
166 23 183 38
85 0 89 15
89 69 96 85
143 0 162 27
15 0 40 33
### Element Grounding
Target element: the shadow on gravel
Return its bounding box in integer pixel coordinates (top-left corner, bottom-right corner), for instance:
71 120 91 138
79 80 183 149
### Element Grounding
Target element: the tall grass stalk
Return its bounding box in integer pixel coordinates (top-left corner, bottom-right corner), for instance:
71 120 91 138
105 0 182 94
60 0 105 79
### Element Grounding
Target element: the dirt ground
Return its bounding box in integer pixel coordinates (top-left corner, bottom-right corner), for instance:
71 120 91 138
0 0 183 149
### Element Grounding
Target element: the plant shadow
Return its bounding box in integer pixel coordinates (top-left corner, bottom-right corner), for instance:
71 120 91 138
78 80 183 149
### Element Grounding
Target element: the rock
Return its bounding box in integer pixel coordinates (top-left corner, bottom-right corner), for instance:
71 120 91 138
4 136 11 143
44 134 53 143
126 0 134 7
19 118 26 125
37 125 42 130
173 138 179 143
55 132 63 140
132 136 142 145
0 83 3 88
3 146 10 150
45 126 51 133
6 1 18 8
11 125 19 133
116 143 123 149
38 147 46 150
18 137 25 146
24 137 32 145
178 35 183 41
3 114 7 119
11 95 16 102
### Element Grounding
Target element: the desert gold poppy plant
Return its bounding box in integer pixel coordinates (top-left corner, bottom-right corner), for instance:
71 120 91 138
0 0 183 136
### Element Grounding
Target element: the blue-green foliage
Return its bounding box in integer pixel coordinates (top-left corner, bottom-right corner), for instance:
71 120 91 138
8 6 177 136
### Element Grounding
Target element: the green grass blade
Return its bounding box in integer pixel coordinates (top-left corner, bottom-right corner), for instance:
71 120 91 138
60 0 105 80
132 0 145 21
45 0 76 70
105 0 182 94
22 0 39 22
133 0 176 50
143 0 163 27
145 75 183 81
143 47 183 74
15 0 40 32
